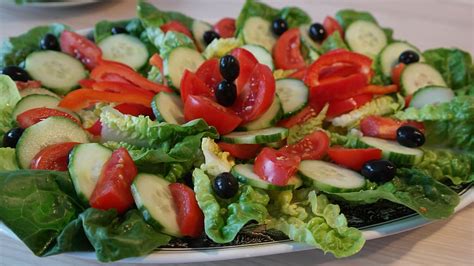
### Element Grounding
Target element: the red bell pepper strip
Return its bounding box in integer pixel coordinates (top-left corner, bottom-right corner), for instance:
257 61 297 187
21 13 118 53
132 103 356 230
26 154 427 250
92 81 155 98
59 89 153 111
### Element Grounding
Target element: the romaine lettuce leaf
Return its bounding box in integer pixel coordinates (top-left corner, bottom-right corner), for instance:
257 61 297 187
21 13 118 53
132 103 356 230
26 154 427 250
145 27 195 59
0 148 19 170
320 31 348 53
0 75 21 135
288 104 328 144
137 1 194 29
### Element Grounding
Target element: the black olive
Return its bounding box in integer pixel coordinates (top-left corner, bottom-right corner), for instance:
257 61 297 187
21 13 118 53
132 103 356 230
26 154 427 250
183 172 194 189
203 30 220 45
3 127 24 148
215 80 237 107
219 55 240 81
396 125 425 147
398 50 420 65
111 26 128 35
40 33 60 51
361 159 397 183
86 30 95 42
1 66 30 82
272 18 288 36
309 23 326 42
213 172 239 199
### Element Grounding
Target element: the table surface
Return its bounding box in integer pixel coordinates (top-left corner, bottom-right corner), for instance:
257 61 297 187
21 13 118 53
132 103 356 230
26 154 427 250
0 0 473 265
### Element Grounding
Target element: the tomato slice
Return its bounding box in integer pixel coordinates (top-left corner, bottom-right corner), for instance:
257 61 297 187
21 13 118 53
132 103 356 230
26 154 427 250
15 80 42 90
169 183 204 238
254 148 301 186
60 30 102 70
277 106 318 128
231 63 276 122
323 16 344 39
184 95 242 134
17 107 81 128
195 58 222 92
280 130 330 160
59 89 153 111
180 70 215 103
213 18 236 38
326 93 373 119
288 67 307 80
92 81 155 98
86 120 102 136
360 116 425 140
230 48 259 91
160 21 193 39
273 28 305 70
89 148 138 214
30 142 79 171
391 63 405 86
218 143 261 160
327 147 382 171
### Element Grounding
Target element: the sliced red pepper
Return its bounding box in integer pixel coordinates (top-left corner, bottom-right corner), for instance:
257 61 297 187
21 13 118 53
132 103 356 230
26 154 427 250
326 93 373 119
288 67 307 80
86 120 102 136
149 53 164 73
309 73 368 105
391 63 405 86
361 84 399 95
92 81 155 98
277 106 318 128
59 89 153 111
79 79 96 88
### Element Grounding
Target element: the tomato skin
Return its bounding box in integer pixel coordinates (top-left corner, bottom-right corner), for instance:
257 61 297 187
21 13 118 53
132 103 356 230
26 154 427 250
277 106 318 128
15 80 42 90
195 58 222 93
360 116 425 140
326 94 373 119
184 95 242 134
273 28 305 70
254 148 301 186
218 143 261 160
59 89 153 111
160 21 193 39
86 120 102 136
60 30 102 70
169 183 204 238
181 70 215 103
288 68 307 80
230 48 258 91
323 16 344 39
327 147 382 171
30 142 79 171
89 148 138 214
114 103 155 118
214 18 236 38
17 107 81 128
391 63 405 86
280 130 330 160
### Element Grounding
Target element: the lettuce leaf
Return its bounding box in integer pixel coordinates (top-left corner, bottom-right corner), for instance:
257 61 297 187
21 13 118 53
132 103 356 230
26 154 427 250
193 168 269 243
137 1 194 29
267 190 365 258
202 38 242 59
320 31 348 53
0 148 19 170
288 104 328 144
0 75 21 136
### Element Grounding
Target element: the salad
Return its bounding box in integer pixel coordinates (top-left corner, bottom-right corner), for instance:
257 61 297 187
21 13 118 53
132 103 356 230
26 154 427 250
0 0 473 262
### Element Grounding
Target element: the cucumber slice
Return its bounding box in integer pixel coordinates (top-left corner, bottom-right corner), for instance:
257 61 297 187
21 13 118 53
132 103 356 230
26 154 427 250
241 44 274 70
232 164 295 191
12 94 59 119
163 46 205 90
99 34 149 70
410 86 455 108
287 175 303 189
345 20 387 58
298 160 366 193
299 24 320 63
24 51 87 95
239 96 282 131
379 42 423 77
68 143 112 204
275 79 309 118
192 20 213 51
131 173 181 237
16 117 89 169
19 88 60 99
359 136 424 165
241 16 277 52
221 127 288 144
400 63 447 95
151 92 184 125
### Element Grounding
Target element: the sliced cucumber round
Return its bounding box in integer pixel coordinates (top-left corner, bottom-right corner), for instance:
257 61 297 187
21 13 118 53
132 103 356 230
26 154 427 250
231 164 295 191
12 94 59 119
16 116 89 169
410 86 455 109
275 79 308 118
192 20 213 51
298 160 366 193
241 16 277 52
19 88 60 99
379 42 423 77
239 96 282 131
359 136 424 165
345 20 387 58
400 62 447 96
221 127 288 144
299 24 320 53
241 44 274 70
99 34 149 70
68 143 112 204
163 46 205 90
24 50 87 95
151 92 184 125
131 173 181 237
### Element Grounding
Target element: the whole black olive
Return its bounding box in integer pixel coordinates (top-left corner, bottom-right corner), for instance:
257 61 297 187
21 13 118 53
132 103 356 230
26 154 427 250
40 33 60 51
219 55 240 81
203 30 220 45
396 125 425 147
361 159 397 183
272 18 288 36
309 23 326 42
3 127 24 148
111 26 128 35
213 172 239 199
398 50 420 65
1 66 30 82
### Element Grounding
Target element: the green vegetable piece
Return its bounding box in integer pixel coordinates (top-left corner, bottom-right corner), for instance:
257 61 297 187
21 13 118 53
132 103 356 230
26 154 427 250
0 148 19 170
320 31 349 53
288 104 328 144
138 1 194 29
0 75 21 135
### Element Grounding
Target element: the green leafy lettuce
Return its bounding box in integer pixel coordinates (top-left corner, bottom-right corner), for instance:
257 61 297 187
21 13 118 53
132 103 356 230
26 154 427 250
193 168 270 243
0 23 68 67
137 1 194 29
329 168 460 219
334 9 393 42
320 32 348 53
288 104 328 144
145 28 195 59
94 18 145 43
0 75 21 135
267 190 365 258
0 148 19 170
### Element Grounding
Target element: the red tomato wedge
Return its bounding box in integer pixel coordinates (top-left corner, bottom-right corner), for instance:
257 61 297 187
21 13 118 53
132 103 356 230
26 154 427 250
60 30 102 70
230 48 258 91
277 106 318 128
169 183 204 238
86 120 102 136
327 147 383 171
280 130 330 160
391 63 405 86
181 70 215 103
254 148 301 186
17 107 81 128
59 89 153 111
149 53 164 70
92 81 155 98
30 142 79 171
360 116 425 140
213 18 236 38
15 80 42 90
326 94 373 119
323 16 344 39
184 95 242 134
89 148 138 214
195 58 222 93
273 28 305 70
160 21 193 39
218 143 261 160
